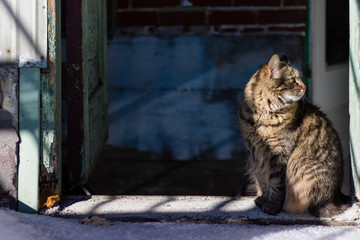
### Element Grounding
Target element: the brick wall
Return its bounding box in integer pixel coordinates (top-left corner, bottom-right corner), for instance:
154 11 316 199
115 0 306 35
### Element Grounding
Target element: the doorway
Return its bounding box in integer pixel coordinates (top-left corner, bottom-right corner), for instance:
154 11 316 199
86 34 305 196
60 0 351 199
84 2 308 197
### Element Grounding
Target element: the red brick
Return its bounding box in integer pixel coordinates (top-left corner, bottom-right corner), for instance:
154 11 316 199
233 0 281 7
188 0 232 7
181 26 192 33
241 27 265 33
268 25 306 32
132 0 181 8
116 0 129 9
148 26 157 33
221 27 239 33
258 10 306 24
208 10 256 25
213 26 221 32
116 11 158 26
283 0 307 6
158 11 206 26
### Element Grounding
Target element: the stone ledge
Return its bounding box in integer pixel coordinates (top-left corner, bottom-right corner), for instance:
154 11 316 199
42 196 360 226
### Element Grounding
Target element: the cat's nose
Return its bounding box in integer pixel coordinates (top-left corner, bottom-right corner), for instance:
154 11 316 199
301 85 306 92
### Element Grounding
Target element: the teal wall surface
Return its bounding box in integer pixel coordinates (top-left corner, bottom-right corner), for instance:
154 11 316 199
107 35 305 161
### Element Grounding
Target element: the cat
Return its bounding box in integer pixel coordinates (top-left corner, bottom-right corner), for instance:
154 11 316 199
238 54 349 217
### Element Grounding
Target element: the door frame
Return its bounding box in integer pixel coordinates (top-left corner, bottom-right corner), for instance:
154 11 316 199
349 0 360 200
308 0 351 195
18 0 62 213
17 0 360 213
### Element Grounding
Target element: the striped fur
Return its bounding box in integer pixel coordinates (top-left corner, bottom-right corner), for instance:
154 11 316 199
238 54 348 217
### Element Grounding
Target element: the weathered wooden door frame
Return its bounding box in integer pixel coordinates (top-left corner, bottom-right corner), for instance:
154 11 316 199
19 0 109 212
62 0 108 191
62 0 85 187
18 0 62 213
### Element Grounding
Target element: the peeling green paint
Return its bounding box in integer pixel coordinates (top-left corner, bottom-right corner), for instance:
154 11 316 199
39 0 62 194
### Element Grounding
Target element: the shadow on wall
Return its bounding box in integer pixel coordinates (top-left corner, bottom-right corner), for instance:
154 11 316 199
107 34 305 160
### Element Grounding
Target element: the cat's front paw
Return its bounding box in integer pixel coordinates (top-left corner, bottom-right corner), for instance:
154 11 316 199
255 196 266 207
261 201 282 215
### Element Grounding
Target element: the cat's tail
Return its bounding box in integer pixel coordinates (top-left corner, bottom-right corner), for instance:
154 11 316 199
309 192 351 218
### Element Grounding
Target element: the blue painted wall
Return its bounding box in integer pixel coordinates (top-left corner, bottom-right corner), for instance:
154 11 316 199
107 35 304 160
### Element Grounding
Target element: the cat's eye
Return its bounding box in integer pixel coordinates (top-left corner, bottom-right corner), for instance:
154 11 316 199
288 77 295 83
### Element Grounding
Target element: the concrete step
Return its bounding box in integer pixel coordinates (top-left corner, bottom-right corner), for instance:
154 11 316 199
43 196 360 226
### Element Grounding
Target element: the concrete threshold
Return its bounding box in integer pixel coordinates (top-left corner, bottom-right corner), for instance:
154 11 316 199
42 196 360 226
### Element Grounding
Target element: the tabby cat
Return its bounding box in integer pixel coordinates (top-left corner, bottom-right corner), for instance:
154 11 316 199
238 54 348 217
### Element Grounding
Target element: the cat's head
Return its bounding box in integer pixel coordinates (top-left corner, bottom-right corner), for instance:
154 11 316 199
252 54 306 112
267 54 306 101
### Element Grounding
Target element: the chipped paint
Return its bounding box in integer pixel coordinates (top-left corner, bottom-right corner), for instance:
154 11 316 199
18 55 45 68
39 0 62 195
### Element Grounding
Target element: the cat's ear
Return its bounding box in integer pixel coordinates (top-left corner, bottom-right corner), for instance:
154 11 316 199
268 54 281 77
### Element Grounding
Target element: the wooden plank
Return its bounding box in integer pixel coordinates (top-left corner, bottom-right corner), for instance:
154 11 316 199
18 68 40 213
349 0 360 200
39 0 62 196
63 0 108 186
82 0 108 177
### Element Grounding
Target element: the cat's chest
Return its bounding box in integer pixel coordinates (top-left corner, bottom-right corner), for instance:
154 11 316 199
254 126 293 156
255 121 286 139
252 114 296 153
